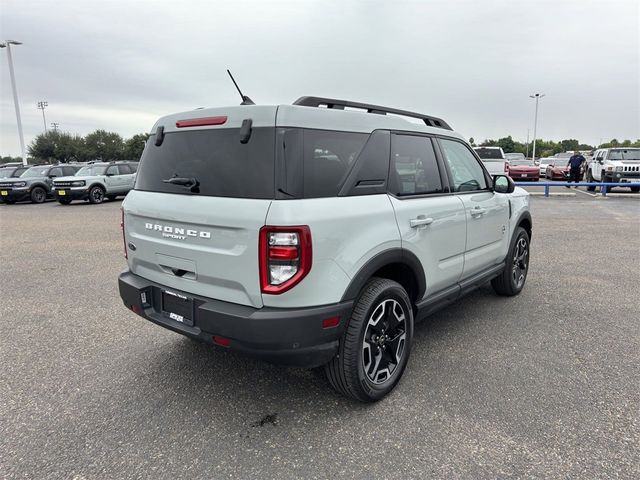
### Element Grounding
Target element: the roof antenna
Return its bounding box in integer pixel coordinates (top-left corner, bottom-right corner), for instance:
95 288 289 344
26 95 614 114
227 69 255 105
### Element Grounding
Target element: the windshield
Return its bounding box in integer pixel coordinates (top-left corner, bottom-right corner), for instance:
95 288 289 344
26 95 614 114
0 167 14 178
21 166 50 178
510 160 536 166
76 165 108 176
608 149 640 160
474 148 504 160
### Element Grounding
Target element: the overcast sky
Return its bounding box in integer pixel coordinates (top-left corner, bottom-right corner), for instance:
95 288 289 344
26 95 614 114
1 0 638 156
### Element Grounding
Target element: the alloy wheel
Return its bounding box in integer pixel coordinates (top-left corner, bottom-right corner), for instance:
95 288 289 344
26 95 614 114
362 299 407 385
512 237 529 289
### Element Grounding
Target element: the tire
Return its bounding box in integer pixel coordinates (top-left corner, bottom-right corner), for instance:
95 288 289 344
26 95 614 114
492 227 530 297
57 197 72 205
325 278 413 402
30 186 46 204
586 170 596 191
88 185 105 204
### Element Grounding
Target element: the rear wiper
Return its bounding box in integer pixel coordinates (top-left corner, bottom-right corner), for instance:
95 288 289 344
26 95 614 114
163 177 199 187
163 176 200 193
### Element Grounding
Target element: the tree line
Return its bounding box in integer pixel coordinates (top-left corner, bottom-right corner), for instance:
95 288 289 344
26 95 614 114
469 136 640 158
1 130 150 164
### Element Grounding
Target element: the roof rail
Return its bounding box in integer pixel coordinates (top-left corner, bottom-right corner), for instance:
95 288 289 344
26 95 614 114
292 96 452 130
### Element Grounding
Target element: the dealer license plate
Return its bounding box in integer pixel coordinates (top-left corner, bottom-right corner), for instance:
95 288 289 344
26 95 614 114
162 290 194 326
522 174 528 177
58 190 66 196
1 191 7 196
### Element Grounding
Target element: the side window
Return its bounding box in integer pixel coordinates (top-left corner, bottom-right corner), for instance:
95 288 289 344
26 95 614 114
128 163 138 173
303 130 368 198
118 164 131 175
63 166 76 176
439 138 488 192
49 167 63 177
106 165 118 176
389 135 443 196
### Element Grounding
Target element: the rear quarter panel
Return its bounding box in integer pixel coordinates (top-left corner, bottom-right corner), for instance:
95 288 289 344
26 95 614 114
263 195 400 308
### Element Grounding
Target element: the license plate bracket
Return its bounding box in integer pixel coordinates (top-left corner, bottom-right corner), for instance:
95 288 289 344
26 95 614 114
162 290 194 326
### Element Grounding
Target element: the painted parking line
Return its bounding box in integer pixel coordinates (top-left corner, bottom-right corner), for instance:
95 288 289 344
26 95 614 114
575 189 598 197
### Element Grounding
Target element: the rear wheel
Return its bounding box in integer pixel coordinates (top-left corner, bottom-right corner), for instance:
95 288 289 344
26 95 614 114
88 186 105 204
30 186 46 204
492 227 530 296
325 278 413 402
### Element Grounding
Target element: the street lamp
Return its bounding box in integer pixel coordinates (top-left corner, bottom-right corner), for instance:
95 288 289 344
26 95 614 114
37 101 49 132
51 122 59 132
0 40 27 165
529 93 545 162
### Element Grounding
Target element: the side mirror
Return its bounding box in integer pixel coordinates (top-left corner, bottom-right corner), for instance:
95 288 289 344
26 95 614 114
493 175 515 194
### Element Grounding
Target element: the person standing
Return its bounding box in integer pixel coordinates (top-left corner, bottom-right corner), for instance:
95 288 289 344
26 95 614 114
567 151 586 186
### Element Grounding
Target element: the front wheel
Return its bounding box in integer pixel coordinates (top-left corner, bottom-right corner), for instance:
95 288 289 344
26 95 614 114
492 227 530 296
30 186 46 204
88 186 105 204
325 278 413 402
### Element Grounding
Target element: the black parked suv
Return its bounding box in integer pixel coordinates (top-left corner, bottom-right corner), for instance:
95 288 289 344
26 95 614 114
0 164 81 204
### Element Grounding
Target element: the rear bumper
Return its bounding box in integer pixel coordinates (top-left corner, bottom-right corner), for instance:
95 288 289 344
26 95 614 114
118 270 353 368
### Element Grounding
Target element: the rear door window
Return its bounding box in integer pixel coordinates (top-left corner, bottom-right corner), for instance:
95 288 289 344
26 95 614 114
49 167 63 178
135 128 275 199
389 134 443 196
118 164 132 174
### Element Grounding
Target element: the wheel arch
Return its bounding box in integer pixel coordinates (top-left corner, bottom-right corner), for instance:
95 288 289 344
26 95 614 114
341 249 426 305
88 182 106 191
515 211 532 242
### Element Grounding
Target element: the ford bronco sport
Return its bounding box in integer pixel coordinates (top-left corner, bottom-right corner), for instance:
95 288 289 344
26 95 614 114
53 161 138 204
118 97 532 401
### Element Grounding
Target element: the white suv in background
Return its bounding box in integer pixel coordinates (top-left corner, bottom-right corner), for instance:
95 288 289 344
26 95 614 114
118 96 532 401
586 148 640 192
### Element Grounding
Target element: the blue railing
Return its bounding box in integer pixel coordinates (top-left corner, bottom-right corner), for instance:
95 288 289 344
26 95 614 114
514 182 640 197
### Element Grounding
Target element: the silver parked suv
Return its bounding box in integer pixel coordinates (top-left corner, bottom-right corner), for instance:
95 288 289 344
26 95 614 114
118 97 532 401
53 161 138 204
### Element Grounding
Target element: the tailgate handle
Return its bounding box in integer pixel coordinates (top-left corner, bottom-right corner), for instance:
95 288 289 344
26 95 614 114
171 268 188 277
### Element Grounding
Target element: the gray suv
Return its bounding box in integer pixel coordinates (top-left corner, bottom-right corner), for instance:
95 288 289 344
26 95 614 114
53 161 138 204
118 97 532 401
0 164 80 204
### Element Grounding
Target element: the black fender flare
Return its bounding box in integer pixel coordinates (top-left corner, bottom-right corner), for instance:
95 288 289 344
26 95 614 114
87 182 106 192
514 210 532 242
29 182 49 193
340 249 426 302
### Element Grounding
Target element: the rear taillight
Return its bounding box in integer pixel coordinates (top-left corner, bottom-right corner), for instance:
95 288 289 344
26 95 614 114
504 161 510 173
259 226 312 294
121 208 127 259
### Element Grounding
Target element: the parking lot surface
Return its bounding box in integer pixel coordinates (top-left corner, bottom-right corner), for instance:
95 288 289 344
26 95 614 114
1 196 639 479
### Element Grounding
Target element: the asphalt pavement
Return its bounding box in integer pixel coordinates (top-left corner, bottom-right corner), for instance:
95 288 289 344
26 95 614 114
1 196 638 479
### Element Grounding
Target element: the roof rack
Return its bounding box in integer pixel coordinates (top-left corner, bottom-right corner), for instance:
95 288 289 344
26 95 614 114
293 96 452 130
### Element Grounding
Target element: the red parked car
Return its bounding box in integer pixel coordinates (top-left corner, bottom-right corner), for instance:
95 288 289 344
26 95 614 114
546 160 585 180
508 159 540 181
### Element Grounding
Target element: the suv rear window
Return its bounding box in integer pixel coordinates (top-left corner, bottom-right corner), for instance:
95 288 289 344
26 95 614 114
135 128 275 199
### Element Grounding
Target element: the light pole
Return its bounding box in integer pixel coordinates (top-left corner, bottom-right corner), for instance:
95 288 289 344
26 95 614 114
526 128 530 158
37 101 48 132
51 122 59 132
529 93 545 162
0 40 27 165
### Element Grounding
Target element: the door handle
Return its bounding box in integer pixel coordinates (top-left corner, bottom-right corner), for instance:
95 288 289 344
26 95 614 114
470 207 487 217
410 216 434 228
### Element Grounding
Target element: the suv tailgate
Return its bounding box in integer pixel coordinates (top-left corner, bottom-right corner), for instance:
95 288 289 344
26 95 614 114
123 191 270 308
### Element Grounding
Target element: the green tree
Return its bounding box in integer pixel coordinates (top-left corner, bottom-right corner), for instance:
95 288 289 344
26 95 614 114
28 132 56 161
560 139 580 152
497 136 515 153
468 137 475 146
84 130 124 161
123 133 150 160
